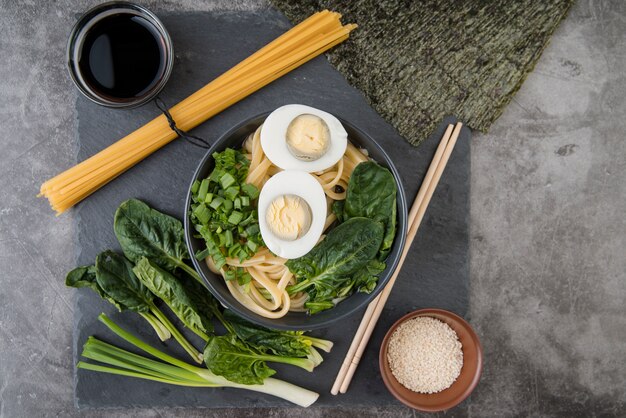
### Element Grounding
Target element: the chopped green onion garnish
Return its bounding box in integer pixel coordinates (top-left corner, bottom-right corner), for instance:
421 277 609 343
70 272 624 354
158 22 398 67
245 224 260 236
209 169 222 183
193 204 210 224
228 211 244 225
198 179 209 202
224 229 234 247
242 183 259 200
191 149 264 269
224 186 239 201
238 248 249 262
191 180 200 194
213 253 226 270
238 272 252 286
209 196 224 210
246 239 259 253
194 247 210 260
220 173 236 189
228 243 241 258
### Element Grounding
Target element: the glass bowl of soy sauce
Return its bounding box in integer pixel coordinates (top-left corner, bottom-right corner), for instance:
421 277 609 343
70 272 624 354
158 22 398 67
67 1 173 108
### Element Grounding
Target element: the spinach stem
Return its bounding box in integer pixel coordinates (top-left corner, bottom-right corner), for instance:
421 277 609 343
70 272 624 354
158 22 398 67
177 262 203 285
286 280 310 295
306 336 334 353
212 307 235 335
257 354 315 372
190 327 210 342
138 312 171 341
147 307 203 364
307 347 323 367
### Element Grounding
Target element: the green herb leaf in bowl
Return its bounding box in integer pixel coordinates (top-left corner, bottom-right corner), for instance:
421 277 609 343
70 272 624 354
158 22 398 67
341 161 397 260
286 217 384 313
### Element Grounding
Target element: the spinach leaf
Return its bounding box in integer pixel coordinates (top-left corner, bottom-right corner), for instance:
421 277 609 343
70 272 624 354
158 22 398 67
342 162 397 260
97 253 203 362
65 265 96 288
66 265 123 311
67 260 173 342
308 259 387 313
286 217 384 313
133 257 208 339
351 259 387 294
331 200 345 223
223 310 311 358
176 271 217 334
95 251 154 313
203 335 276 385
114 199 197 279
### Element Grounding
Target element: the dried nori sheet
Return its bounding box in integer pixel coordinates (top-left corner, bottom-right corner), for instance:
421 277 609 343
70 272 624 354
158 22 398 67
270 0 573 146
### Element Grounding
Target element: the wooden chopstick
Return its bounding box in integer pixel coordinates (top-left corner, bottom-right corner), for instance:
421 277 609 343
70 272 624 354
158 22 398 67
331 122 463 394
330 123 454 395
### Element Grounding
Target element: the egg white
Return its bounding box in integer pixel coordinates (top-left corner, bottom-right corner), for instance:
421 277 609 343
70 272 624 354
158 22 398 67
260 104 348 172
258 170 327 259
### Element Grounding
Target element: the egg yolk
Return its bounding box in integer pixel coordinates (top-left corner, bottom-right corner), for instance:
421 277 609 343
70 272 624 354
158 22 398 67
265 194 312 241
286 114 330 161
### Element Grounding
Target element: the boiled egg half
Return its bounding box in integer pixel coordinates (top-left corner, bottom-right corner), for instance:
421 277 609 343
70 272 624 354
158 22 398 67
258 170 327 259
260 104 348 172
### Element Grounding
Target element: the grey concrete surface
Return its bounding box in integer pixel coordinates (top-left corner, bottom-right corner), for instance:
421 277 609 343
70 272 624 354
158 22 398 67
0 0 624 417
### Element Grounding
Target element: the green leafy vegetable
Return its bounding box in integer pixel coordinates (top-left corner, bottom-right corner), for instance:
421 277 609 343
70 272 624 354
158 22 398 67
66 263 170 342
286 217 384 313
352 259 387 294
66 198 335 395
95 251 154 313
340 161 397 260
311 259 386 313
331 200 345 223
133 257 210 341
223 310 333 359
66 265 123 311
176 271 221 334
94 251 202 363
203 335 314 385
293 161 398 314
114 199 200 283
224 310 308 357
77 314 320 407
203 335 276 385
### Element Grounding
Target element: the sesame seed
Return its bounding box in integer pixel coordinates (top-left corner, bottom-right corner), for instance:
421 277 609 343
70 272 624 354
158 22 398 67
387 316 463 394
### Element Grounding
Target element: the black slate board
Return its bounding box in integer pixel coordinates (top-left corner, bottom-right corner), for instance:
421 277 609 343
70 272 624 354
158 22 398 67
73 9 470 408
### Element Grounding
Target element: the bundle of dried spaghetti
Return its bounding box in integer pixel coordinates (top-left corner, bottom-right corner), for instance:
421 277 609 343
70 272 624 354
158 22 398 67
39 11 356 214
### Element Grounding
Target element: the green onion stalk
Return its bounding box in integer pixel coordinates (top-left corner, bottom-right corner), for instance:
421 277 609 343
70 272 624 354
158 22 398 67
78 314 319 407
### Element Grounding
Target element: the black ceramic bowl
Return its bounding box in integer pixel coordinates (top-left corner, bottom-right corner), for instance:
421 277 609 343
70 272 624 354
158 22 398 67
184 112 407 330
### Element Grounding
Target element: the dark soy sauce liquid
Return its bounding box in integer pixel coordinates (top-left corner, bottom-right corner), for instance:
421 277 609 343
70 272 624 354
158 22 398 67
78 14 166 99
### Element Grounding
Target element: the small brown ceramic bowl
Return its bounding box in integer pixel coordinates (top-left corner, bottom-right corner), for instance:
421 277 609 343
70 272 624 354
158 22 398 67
379 308 483 412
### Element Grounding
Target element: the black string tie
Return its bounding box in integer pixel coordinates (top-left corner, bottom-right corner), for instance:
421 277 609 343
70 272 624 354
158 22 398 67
155 96 211 149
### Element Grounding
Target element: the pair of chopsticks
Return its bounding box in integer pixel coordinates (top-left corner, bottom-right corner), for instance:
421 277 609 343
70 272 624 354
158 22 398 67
331 122 464 395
